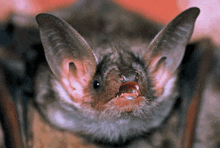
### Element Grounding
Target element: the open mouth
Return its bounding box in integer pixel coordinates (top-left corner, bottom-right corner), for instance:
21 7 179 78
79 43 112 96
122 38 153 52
109 81 145 112
92 81 145 112
115 81 141 99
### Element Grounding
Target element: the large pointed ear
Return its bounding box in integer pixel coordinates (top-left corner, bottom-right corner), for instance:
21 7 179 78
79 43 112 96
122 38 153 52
36 14 96 94
145 7 200 95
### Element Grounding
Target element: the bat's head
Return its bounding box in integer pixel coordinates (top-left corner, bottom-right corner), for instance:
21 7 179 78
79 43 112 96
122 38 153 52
36 7 200 143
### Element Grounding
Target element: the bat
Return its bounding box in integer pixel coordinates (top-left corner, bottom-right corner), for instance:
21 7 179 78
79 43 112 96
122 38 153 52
34 4 200 147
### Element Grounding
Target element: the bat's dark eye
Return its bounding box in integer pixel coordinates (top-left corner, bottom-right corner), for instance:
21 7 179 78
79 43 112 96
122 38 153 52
93 80 100 89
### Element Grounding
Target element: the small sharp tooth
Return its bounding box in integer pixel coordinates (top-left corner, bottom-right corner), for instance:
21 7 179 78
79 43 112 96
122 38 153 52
135 85 139 90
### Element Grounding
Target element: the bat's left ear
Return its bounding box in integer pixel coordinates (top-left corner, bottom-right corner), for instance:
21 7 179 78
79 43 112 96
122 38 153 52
145 7 200 95
36 14 97 103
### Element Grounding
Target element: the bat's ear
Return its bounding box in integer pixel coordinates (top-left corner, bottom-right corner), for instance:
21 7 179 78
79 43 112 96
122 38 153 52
145 7 200 95
36 14 96 101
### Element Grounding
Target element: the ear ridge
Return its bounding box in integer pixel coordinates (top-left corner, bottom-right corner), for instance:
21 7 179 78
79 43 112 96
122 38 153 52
36 13 96 87
146 7 200 74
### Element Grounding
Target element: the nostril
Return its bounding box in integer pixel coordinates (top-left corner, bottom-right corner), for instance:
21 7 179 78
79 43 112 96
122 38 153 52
119 74 125 82
135 75 139 81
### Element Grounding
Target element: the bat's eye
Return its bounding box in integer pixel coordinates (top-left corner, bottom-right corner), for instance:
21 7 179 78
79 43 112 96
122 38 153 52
93 80 100 89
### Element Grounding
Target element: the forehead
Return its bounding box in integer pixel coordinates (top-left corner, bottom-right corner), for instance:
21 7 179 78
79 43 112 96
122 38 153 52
95 47 134 69
93 50 147 79
93 41 149 62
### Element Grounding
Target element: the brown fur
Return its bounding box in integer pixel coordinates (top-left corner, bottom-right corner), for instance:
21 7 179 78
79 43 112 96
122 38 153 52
34 3 199 147
29 104 99 148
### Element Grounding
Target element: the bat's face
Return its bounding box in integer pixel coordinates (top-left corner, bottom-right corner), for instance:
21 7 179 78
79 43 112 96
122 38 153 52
35 7 200 143
85 47 151 112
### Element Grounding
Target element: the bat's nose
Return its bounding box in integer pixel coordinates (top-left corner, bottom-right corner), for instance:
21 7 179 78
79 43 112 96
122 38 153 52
120 74 138 82
119 68 138 83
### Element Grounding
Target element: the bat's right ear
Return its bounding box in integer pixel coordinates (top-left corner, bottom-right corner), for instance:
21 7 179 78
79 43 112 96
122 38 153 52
36 14 97 102
145 7 200 96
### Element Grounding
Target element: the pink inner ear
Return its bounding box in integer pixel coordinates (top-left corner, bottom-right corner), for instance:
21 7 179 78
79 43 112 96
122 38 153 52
149 56 173 96
62 58 83 77
63 58 91 89
148 55 163 73
59 59 78 92
62 58 72 77
65 57 90 75
60 59 91 104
